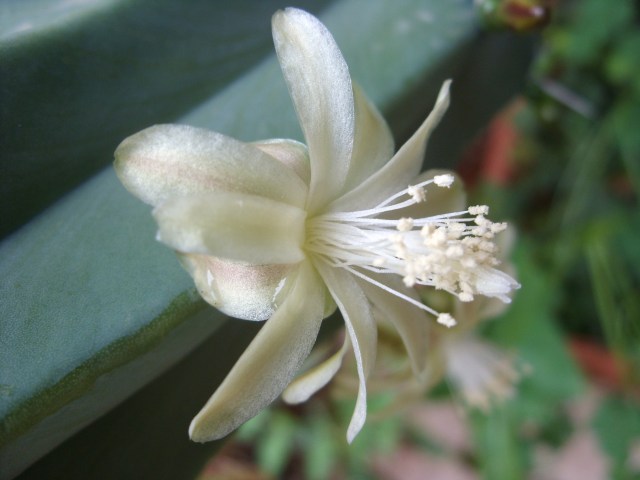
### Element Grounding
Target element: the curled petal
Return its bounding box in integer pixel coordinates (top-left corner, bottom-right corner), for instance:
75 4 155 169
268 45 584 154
189 261 325 442
114 124 308 208
273 8 354 213
154 191 306 264
316 262 376 443
252 139 311 186
179 254 294 321
283 335 350 404
474 267 520 303
333 81 451 212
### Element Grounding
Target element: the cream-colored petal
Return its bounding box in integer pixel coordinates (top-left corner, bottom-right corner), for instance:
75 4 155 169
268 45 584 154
179 254 294 321
272 8 354 214
316 262 376 443
252 139 311 186
114 124 308 208
357 274 429 379
153 191 306 264
332 81 451 212
282 335 350 404
189 260 325 442
341 83 395 193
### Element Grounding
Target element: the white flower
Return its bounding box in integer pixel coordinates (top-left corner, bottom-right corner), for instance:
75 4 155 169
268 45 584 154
114 8 519 443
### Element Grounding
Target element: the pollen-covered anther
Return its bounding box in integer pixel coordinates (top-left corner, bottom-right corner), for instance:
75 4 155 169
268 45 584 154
468 205 489 215
420 224 435 237
424 228 447 247
458 292 474 302
407 185 426 203
491 222 507 234
437 313 457 328
445 245 464 258
397 217 414 232
433 174 454 188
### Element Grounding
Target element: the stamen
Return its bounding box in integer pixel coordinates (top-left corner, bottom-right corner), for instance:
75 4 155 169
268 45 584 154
437 313 457 328
308 175 520 325
407 185 426 203
433 174 454 187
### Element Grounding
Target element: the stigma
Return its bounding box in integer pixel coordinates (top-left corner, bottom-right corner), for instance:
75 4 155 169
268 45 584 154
306 174 520 327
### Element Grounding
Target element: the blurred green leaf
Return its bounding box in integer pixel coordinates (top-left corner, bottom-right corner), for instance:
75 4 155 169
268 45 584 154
593 397 640 479
585 214 640 380
470 406 526 480
256 411 297 477
305 414 340 480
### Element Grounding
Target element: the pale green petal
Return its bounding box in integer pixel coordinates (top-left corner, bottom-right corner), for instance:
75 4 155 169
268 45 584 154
189 260 325 442
114 124 308 208
179 254 294 321
357 274 429 378
331 81 451 212
282 335 350 404
252 139 311 186
153 191 306 264
316 262 376 443
341 83 395 193
272 8 354 214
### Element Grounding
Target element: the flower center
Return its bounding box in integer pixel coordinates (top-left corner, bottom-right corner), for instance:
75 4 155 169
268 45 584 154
305 175 519 327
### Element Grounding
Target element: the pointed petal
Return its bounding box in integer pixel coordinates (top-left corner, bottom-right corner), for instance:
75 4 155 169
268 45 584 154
316 263 376 443
332 81 451 212
114 124 308 208
153 191 306 264
179 254 294 321
272 8 354 213
341 83 395 193
189 261 325 442
282 335 350 404
252 139 311 186
357 274 429 378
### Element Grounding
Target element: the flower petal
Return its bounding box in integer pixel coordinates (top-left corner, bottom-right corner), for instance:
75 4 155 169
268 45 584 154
114 124 308 208
189 260 325 442
282 335 350 404
357 274 429 379
252 139 311 186
332 81 451 212
341 83 395 193
179 254 294 321
153 191 306 264
272 8 354 213
316 262 376 443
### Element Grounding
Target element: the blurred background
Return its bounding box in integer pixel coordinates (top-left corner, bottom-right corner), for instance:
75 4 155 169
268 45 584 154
1 0 638 479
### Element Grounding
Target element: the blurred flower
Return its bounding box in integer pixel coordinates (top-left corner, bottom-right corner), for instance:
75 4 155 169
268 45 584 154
476 0 552 32
114 8 519 443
